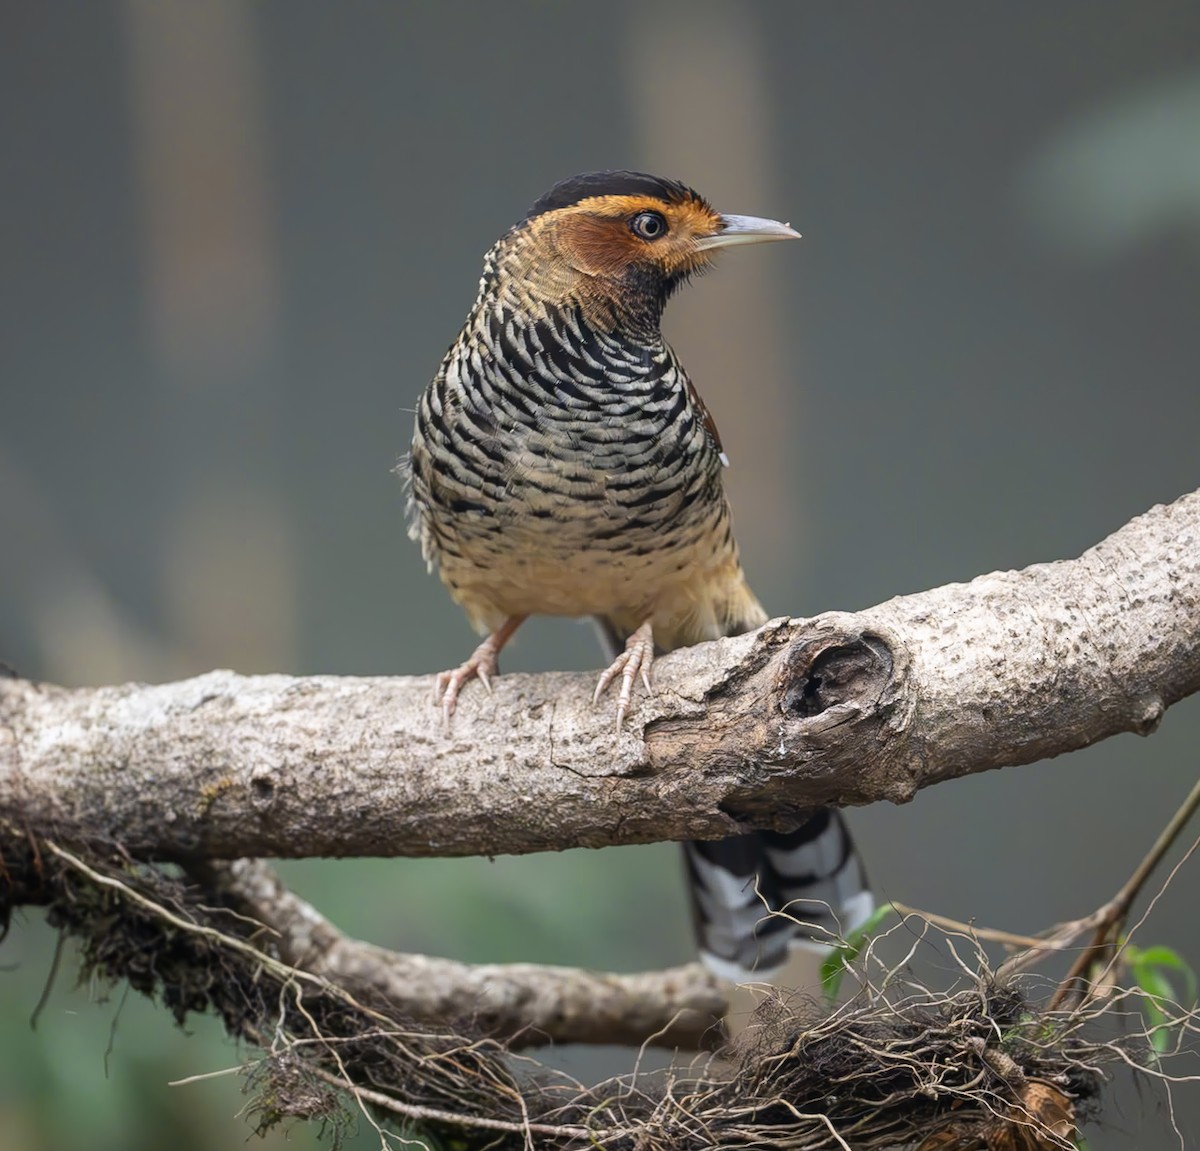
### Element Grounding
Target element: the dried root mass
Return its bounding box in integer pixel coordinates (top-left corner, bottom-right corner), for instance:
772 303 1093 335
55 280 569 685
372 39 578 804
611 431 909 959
8 838 1196 1150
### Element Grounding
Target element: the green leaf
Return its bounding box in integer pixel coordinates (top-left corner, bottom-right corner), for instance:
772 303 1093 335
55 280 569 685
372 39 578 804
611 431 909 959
1124 942 1198 1056
1130 945 1199 1004
821 903 897 1000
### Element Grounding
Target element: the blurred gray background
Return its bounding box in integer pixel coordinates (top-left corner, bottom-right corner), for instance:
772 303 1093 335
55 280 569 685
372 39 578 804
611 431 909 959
2 2 1199 1148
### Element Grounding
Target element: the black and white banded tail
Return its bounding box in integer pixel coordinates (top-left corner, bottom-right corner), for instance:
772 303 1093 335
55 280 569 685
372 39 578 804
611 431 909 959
685 810 873 983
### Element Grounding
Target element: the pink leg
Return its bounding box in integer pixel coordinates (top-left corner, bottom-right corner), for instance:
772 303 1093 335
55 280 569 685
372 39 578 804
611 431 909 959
593 619 655 730
435 614 527 722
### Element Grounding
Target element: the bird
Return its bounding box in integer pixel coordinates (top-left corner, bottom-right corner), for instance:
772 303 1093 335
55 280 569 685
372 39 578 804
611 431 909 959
405 170 872 985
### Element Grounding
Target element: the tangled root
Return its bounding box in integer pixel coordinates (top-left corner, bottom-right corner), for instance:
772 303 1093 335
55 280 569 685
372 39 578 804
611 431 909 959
6 838 1196 1151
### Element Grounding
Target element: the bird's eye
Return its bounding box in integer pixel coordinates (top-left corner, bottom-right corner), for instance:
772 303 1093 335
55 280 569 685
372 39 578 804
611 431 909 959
630 210 668 241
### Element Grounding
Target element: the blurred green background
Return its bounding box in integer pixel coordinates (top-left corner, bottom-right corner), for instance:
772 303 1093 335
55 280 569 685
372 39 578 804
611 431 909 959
3 2 1199 1147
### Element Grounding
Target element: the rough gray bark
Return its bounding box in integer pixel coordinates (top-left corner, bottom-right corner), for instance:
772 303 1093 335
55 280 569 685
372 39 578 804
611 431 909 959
3 492 1198 861
195 858 725 1048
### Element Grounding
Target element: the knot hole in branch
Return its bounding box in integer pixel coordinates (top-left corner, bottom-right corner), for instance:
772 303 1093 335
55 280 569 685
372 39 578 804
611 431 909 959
777 632 894 718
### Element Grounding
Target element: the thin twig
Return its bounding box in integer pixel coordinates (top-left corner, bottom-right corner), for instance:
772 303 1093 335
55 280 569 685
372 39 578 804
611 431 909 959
1108 775 1200 921
1048 776 1200 1011
28 925 65 1030
302 1063 622 1142
890 902 1049 950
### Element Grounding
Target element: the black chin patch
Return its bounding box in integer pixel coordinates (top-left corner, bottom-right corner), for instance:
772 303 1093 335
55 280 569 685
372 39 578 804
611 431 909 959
526 171 702 220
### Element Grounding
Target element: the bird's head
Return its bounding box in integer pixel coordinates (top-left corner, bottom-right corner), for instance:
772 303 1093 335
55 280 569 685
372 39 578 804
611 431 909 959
505 171 800 335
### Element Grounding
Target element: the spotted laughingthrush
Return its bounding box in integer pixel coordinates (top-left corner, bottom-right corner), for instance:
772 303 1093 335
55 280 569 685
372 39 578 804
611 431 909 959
406 171 872 982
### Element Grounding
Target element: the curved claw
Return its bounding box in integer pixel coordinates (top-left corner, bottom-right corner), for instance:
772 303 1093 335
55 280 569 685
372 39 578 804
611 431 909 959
433 614 526 725
435 660 492 724
594 620 655 730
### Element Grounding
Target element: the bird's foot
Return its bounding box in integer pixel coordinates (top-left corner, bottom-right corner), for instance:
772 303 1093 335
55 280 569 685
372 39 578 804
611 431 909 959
594 619 655 730
434 615 526 723
434 644 498 724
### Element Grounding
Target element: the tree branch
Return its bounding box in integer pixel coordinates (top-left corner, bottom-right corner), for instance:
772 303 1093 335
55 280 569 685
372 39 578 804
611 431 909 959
192 858 726 1049
3 491 1199 861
